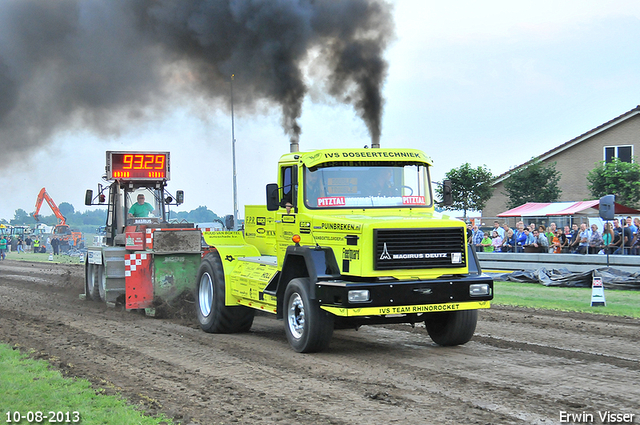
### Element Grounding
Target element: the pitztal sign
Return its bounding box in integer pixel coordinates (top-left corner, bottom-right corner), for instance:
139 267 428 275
317 197 346 207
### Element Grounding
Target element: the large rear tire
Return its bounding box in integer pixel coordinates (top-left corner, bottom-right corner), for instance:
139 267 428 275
196 252 254 333
85 261 100 301
283 278 334 353
425 309 478 346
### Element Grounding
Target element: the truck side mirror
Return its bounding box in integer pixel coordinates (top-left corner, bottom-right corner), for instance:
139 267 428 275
266 183 279 211
176 190 184 205
442 179 453 206
599 194 615 220
85 190 93 206
224 214 235 231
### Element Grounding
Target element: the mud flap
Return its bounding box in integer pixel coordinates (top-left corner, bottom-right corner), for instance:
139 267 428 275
125 253 154 309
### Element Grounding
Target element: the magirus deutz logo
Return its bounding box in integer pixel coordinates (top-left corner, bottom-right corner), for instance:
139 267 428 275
379 243 462 264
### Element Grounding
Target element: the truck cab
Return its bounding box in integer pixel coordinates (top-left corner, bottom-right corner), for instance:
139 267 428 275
198 148 493 353
265 149 451 275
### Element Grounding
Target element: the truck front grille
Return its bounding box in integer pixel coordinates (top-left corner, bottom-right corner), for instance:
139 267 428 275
374 228 466 270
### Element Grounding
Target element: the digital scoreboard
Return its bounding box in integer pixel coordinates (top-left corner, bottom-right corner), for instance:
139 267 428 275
106 151 170 181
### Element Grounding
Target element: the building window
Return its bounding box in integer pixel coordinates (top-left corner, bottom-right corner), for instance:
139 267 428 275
604 145 633 163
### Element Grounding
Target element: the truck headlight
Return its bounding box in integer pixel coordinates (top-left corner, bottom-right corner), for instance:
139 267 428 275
348 290 370 303
469 283 491 297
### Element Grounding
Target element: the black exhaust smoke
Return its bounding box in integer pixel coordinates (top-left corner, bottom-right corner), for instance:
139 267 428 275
0 0 393 156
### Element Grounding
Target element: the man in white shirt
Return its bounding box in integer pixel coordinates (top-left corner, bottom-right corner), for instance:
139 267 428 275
493 221 505 239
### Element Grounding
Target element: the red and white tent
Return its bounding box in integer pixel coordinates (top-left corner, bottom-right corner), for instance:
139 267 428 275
497 201 640 217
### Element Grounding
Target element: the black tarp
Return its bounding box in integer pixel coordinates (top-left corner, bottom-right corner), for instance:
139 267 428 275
491 267 640 290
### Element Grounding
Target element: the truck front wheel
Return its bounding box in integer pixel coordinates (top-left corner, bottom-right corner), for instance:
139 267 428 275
283 278 334 353
425 310 478 346
196 253 254 333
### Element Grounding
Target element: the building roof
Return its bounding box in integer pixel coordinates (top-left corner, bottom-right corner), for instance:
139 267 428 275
497 201 640 217
492 105 640 185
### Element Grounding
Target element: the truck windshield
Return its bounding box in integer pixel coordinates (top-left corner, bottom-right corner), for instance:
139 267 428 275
304 163 432 208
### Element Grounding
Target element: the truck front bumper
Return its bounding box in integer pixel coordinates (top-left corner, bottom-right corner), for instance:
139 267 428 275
316 274 493 317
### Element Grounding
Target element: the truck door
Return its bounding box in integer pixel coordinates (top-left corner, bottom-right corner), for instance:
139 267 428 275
276 165 298 263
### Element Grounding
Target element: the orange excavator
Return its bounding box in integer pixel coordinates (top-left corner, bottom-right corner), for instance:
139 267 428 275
33 188 82 248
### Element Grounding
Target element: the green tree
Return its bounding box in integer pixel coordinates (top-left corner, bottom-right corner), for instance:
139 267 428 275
58 202 75 218
436 163 494 218
11 209 36 225
171 206 220 223
78 209 108 226
503 161 561 209
587 158 640 208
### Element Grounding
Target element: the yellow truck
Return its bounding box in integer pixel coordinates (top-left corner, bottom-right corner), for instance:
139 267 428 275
196 148 493 352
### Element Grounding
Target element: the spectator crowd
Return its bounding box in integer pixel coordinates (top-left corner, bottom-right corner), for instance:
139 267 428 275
469 217 640 255
0 234 73 258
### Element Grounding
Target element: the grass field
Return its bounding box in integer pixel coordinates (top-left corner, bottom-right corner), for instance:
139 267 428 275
0 344 173 425
493 280 640 318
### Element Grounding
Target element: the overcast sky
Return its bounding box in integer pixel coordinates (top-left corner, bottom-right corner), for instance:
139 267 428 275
2 0 640 221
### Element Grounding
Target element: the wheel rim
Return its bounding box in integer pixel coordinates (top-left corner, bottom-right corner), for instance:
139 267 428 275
287 292 305 339
199 272 214 317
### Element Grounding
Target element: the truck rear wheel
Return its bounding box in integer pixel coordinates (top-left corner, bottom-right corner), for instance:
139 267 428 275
196 253 254 333
84 261 99 301
283 278 334 353
425 310 478 346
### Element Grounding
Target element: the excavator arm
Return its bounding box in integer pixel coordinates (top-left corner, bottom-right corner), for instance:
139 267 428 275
33 188 67 226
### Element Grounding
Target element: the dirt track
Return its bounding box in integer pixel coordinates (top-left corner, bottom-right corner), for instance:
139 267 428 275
0 259 638 424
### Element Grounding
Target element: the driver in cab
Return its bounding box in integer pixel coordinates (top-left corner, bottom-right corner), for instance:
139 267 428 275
128 194 155 217
371 168 396 197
